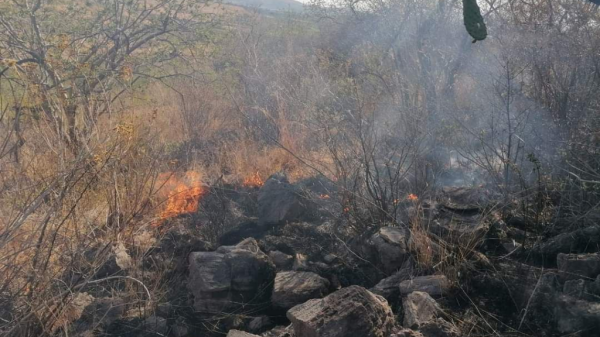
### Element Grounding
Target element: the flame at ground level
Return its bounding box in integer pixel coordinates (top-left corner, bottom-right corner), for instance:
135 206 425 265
158 171 205 220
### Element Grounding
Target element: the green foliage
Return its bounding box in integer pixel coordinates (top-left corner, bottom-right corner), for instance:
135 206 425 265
463 0 487 42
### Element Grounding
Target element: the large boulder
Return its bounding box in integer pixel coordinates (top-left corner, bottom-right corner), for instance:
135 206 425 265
557 253 600 281
272 271 330 310
399 275 451 297
286 285 395 337
402 291 443 329
258 173 311 229
188 238 275 313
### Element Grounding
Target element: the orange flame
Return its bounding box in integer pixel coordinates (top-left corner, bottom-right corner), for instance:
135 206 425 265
158 171 205 220
319 194 330 199
407 193 418 201
243 171 264 188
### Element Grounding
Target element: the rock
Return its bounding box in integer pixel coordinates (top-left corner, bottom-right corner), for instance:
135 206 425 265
371 260 413 300
426 206 490 248
143 316 168 335
188 238 275 313
563 279 586 298
261 325 294 337
323 253 338 264
287 285 395 337
72 297 125 334
418 318 461 337
270 251 294 270
402 291 443 329
392 329 425 337
248 315 273 333
557 253 600 280
258 173 311 228
171 318 189 337
532 225 600 263
371 227 411 274
399 275 451 297
554 294 600 334
227 330 260 337
272 271 330 310
500 239 523 255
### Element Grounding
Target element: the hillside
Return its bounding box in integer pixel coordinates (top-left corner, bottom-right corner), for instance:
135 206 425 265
224 0 305 11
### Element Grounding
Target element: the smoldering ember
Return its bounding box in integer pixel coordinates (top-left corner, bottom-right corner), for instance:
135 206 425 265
2 1 600 337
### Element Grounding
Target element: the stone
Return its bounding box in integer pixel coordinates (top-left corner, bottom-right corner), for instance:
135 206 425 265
554 294 600 334
143 316 168 335
270 251 294 270
557 253 600 281
371 260 413 300
371 226 411 274
227 330 260 337
418 318 461 337
532 226 600 263
402 291 443 329
247 315 273 333
272 271 329 310
188 238 275 313
399 275 451 297
258 173 311 228
392 329 425 337
287 285 395 337
71 297 125 334
563 279 586 298
261 325 294 337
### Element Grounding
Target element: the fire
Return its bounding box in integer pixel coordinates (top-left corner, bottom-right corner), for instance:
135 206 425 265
158 171 205 220
319 194 330 199
243 171 264 187
407 193 418 201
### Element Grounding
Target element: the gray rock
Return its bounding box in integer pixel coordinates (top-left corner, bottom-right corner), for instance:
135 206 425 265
287 285 395 337
227 330 260 337
418 318 461 337
371 260 413 300
563 279 586 298
258 173 310 228
532 226 600 263
392 329 425 337
371 227 411 274
248 315 273 333
400 275 451 297
270 251 294 270
402 291 443 329
557 253 600 280
188 238 275 313
554 294 600 334
143 316 168 335
272 271 329 310
72 297 125 334
261 325 294 337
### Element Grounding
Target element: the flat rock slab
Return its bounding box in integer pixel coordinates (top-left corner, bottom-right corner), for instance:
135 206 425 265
557 253 600 280
400 275 451 297
287 285 395 337
272 271 329 310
